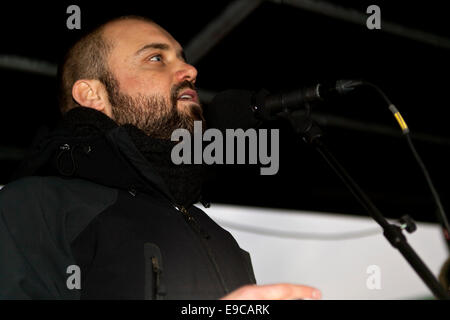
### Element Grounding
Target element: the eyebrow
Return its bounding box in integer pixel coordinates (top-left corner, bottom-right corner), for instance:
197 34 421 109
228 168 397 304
135 42 187 62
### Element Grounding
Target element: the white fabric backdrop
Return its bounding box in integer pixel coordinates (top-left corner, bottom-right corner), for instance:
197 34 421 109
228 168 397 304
203 203 448 300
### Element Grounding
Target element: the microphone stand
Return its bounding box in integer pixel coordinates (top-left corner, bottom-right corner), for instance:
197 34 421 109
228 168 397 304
281 107 450 300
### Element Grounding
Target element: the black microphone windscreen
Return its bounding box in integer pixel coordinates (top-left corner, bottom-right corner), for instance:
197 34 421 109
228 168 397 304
203 90 262 132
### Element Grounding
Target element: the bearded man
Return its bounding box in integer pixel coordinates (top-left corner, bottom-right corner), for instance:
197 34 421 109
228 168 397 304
0 15 320 300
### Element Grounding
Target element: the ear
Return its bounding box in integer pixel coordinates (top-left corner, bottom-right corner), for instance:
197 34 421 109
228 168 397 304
72 79 113 118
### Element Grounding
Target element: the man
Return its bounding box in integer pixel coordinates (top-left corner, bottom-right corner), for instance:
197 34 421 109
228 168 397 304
0 15 321 300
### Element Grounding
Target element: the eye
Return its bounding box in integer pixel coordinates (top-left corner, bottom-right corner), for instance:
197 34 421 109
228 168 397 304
149 54 162 62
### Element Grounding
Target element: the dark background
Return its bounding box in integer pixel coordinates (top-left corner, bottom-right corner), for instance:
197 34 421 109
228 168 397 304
0 0 449 223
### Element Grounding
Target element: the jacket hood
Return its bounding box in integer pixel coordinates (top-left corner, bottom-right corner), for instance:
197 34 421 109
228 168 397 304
13 107 205 206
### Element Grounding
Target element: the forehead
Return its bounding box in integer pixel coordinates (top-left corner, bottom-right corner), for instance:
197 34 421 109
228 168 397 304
103 19 182 59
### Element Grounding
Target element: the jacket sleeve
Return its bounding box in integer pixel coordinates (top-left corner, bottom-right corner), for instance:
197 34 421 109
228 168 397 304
0 177 78 299
0 176 116 299
0 205 45 299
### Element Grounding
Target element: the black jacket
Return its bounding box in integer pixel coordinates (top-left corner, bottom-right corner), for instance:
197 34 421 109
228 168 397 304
0 107 256 299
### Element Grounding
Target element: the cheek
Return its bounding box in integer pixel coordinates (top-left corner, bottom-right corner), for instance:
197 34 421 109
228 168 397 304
118 71 172 99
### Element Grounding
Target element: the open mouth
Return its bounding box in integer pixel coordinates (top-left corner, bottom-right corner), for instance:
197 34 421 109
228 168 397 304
177 89 199 103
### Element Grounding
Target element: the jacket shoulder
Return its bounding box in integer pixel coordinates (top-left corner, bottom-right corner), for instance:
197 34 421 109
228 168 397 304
0 176 118 242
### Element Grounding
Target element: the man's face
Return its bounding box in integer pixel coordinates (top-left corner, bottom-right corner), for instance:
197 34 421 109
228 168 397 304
102 19 203 139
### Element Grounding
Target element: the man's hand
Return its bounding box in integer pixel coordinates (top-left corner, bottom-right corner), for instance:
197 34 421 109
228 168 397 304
220 283 322 300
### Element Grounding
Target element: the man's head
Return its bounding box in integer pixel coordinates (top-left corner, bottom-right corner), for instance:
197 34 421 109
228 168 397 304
58 16 203 139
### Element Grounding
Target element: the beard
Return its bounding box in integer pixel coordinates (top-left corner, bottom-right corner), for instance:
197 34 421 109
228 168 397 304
101 71 204 139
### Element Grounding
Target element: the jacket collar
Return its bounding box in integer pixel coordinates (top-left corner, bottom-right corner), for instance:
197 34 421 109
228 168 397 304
14 107 179 204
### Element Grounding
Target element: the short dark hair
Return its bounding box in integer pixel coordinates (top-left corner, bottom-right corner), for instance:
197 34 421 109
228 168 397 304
57 15 154 114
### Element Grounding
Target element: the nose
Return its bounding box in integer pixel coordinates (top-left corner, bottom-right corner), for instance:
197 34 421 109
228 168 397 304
175 61 198 84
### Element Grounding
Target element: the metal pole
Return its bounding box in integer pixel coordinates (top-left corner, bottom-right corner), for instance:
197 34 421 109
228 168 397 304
184 0 263 64
272 0 450 50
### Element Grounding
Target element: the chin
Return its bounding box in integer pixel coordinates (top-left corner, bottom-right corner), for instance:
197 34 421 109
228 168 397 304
178 103 204 121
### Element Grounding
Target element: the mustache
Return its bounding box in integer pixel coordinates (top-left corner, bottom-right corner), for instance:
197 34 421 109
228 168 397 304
171 80 197 102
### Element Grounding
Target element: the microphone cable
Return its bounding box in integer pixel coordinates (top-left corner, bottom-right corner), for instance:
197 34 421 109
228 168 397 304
356 80 450 253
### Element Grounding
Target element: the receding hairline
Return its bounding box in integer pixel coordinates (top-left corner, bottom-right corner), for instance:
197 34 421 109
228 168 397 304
100 17 160 44
92 16 160 55
99 17 185 76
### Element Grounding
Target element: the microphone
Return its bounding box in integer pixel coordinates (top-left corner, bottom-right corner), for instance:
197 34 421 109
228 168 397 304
251 79 361 120
203 80 361 131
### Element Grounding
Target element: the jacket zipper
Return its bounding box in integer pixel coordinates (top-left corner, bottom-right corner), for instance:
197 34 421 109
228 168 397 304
176 205 210 239
144 243 165 300
173 204 229 294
